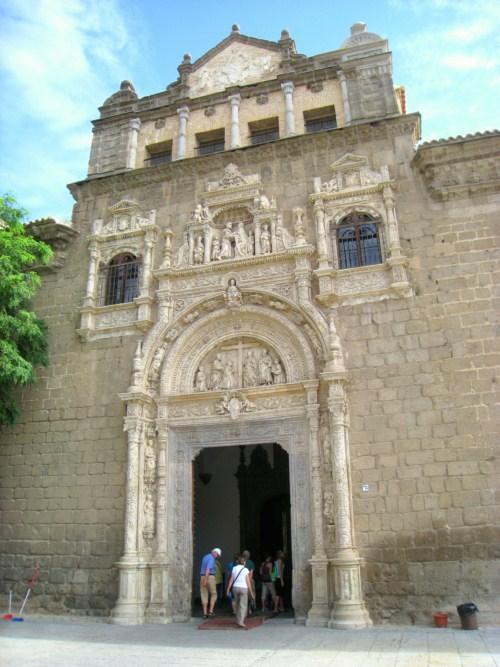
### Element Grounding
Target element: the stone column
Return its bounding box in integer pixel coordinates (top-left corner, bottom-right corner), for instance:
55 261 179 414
304 382 330 626
383 185 401 257
338 72 352 125
146 412 171 623
326 378 372 629
314 201 329 268
111 418 148 624
126 118 141 169
229 94 241 148
140 234 154 297
84 241 100 305
281 81 296 136
176 106 189 159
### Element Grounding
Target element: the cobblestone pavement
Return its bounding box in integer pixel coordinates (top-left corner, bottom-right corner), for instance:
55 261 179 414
0 616 499 667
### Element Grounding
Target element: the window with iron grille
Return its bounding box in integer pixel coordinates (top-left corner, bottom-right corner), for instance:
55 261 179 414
336 213 382 269
304 106 337 134
145 140 172 167
196 129 225 156
249 117 279 145
103 254 141 305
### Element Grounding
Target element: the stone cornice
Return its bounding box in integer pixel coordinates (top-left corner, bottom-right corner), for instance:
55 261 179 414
69 114 421 200
413 130 500 201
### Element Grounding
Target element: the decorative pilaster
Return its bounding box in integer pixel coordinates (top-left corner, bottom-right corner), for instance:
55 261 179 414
304 381 330 626
176 106 189 159
314 201 329 267
281 81 296 136
83 240 99 311
338 72 352 125
146 404 171 623
126 118 141 169
325 377 372 629
229 94 241 148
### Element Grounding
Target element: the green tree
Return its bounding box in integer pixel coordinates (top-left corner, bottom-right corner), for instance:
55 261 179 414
0 194 53 425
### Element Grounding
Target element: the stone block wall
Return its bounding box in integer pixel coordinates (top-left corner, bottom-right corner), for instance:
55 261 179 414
0 122 498 623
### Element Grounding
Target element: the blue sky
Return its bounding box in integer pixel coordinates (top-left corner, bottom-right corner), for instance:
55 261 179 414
0 0 499 221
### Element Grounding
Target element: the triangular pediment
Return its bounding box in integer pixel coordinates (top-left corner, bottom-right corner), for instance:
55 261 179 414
188 33 282 97
330 153 369 173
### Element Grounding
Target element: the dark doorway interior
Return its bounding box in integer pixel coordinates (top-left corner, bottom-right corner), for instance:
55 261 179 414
192 443 292 613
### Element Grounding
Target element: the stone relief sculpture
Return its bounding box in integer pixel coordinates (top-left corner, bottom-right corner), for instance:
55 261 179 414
192 339 287 392
225 278 243 309
216 391 257 419
172 164 298 269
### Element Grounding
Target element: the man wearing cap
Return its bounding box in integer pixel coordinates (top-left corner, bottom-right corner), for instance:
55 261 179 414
200 547 222 618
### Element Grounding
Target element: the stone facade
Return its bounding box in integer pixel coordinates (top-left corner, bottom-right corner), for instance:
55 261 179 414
0 23 499 626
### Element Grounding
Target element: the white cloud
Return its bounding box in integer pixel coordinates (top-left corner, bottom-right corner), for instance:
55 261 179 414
0 0 139 219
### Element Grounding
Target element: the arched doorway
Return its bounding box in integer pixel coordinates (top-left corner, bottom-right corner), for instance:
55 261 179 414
192 443 292 615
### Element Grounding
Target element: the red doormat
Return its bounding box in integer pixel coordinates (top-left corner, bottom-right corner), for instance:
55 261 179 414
198 616 265 631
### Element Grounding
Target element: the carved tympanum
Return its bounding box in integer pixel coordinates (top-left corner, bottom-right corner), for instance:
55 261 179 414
193 337 286 392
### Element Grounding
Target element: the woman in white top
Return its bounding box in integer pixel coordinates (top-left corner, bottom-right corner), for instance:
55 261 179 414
226 554 255 628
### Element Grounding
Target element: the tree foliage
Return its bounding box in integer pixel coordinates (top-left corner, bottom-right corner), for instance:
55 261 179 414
0 194 53 425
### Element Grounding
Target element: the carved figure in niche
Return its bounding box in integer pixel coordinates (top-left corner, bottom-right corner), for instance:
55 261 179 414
144 489 155 534
191 204 203 223
175 232 190 267
210 354 224 390
258 350 273 385
259 193 270 209
243 350 258 387
194 367 208 392
293 207 307 245
225 278 242 308
275 216 295 251
271 357 285 385
248 230 255 255
193 235 204 264
149 345 165 384
144 432 156 483
260 223 271 254
220 224 233 259
234 222 249 258
221 359 236 389
201 201 211 221
211 237 221 261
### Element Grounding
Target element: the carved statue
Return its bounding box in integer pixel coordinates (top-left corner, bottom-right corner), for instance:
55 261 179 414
220 224 233 259
275 216 295 250
258 350 273 385
193 235 204 264
293 208 307 245
234 222 249 258
260 223 271 254
194 367 208 392
211 237 221 261
271 357 285 385
175 232 190 267
221 359 236 389
225 278 242 309
209 354 224 390
243 351 258 387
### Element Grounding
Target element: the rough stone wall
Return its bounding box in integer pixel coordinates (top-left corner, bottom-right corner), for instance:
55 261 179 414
0 122 498 622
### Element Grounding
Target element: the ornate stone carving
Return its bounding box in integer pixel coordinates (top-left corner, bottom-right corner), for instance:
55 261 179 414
192 338 287 393
215 391 257 419
225 278 243 309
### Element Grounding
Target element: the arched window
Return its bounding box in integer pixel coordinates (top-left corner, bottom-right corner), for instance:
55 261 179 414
336 213 382 269
104 253 141 305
